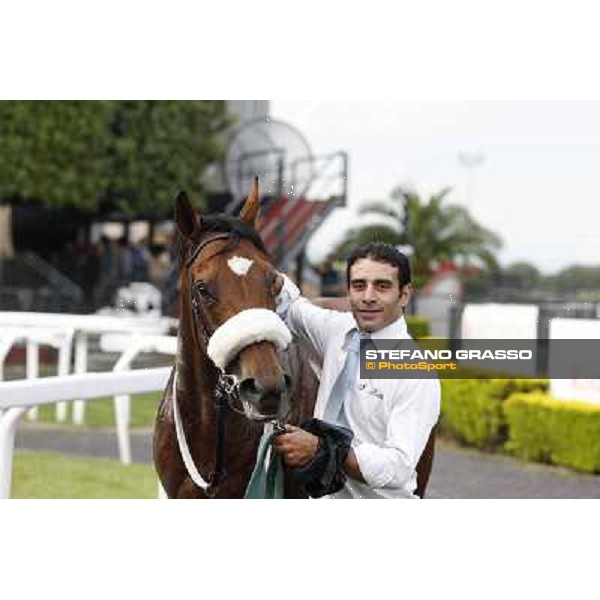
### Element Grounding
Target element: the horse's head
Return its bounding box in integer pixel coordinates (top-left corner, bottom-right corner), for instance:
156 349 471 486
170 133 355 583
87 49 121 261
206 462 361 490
175 177 291 421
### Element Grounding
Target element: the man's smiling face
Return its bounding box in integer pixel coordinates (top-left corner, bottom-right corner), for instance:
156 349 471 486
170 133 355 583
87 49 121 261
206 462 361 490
348 258 410 333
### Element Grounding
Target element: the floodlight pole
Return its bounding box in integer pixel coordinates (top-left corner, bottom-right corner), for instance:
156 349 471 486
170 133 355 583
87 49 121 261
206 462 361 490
458 152 485 209
276 157 286 269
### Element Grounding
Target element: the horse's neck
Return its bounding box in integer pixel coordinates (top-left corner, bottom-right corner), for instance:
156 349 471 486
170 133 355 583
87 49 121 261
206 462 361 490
175 303 218 420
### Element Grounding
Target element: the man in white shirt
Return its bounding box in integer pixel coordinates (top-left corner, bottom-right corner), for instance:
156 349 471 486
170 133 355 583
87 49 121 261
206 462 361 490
272 242 440 499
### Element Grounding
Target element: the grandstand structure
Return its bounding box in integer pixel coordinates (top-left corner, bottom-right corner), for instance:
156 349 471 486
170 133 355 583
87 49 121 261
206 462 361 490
209 101 348 286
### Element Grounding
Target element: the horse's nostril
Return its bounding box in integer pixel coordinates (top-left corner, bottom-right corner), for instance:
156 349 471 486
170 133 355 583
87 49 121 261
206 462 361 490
239 377 263 397
239 376 286 417
240 375 288 398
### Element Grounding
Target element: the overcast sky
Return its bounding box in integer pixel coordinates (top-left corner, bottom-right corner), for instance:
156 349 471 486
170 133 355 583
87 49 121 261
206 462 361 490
271 101 600 274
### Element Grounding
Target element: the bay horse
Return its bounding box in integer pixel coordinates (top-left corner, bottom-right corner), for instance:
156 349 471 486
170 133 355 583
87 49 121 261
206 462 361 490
153 179 435 498
154 179 317 498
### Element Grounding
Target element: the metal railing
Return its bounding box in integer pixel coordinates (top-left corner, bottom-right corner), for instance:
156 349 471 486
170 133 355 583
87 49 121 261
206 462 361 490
22 251 83 303
0 252 83 312
0 367 171 499
0 311 175 424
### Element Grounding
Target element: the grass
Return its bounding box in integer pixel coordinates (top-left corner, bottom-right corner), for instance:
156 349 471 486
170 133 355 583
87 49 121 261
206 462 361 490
11 451 158 498
31 391 162 429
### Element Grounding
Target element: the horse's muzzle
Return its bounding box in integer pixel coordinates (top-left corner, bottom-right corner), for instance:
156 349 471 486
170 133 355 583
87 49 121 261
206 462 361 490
239 373 292 420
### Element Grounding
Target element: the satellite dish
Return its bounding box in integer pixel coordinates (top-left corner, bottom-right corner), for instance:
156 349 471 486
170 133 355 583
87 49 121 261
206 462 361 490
224 118 315 203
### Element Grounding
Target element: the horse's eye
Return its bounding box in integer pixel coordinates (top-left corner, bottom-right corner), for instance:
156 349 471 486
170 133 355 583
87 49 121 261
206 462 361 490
194 281 216 303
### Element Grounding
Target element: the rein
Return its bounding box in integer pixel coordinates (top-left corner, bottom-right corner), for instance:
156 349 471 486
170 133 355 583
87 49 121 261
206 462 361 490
178 233 241 495
172 366 239 494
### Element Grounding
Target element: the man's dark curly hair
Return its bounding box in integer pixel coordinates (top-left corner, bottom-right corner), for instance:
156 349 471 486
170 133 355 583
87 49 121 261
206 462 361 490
346 242 412 288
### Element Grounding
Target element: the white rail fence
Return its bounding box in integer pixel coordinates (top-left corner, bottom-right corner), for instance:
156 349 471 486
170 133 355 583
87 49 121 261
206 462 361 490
0 312 175 424
0 367 171 499
1 326 176 465
0 325 75 422
98 333 176 464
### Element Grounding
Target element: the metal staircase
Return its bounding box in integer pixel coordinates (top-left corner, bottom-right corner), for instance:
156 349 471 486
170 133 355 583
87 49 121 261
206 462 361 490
0 252 83 312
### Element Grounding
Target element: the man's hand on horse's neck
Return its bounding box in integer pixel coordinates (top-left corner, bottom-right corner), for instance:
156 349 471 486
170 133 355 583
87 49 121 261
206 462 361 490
274 271 351 311
273 273 284 296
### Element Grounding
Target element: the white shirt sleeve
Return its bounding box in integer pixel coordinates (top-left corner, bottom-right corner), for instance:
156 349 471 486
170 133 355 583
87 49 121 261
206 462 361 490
275 273 349 359
352 378 441 489
275 273 301 320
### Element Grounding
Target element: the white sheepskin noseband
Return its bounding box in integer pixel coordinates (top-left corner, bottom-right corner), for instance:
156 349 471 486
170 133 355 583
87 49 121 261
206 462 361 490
206 308 292 369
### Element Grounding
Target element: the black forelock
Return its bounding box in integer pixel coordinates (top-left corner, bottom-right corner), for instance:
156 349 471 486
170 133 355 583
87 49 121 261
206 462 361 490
175 214 269 270
200 215 268 254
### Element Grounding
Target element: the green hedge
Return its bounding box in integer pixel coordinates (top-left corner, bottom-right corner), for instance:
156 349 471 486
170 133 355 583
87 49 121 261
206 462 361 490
504 393 600 473
440 380 504 449
488 378 549 397
440 378 549 450
440 378 600 474
406 316 430 339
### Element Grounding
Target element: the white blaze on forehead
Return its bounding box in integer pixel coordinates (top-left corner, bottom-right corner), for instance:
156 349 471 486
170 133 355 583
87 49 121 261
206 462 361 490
227 256 254 276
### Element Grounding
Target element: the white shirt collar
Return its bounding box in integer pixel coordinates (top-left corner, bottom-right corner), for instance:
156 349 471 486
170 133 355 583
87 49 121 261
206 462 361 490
369 314 409 340
342 314 409 348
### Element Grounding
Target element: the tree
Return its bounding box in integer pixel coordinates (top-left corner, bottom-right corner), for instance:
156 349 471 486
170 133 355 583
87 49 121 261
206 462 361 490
502 261 542 289
335 186 502 288
553 265 600 293
0 101 113 256
104 101 231 216
0 101 231 257
0 101 113 210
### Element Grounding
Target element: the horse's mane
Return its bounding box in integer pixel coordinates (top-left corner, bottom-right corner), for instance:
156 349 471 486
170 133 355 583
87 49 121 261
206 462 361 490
174 214 269 269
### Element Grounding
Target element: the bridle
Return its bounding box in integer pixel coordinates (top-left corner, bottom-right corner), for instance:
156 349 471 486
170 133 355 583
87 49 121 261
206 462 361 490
174 232 286 496
186 232 231 348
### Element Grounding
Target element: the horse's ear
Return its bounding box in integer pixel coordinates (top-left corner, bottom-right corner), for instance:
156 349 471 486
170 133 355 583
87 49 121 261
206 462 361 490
174 191 201 239
239 176 260 226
